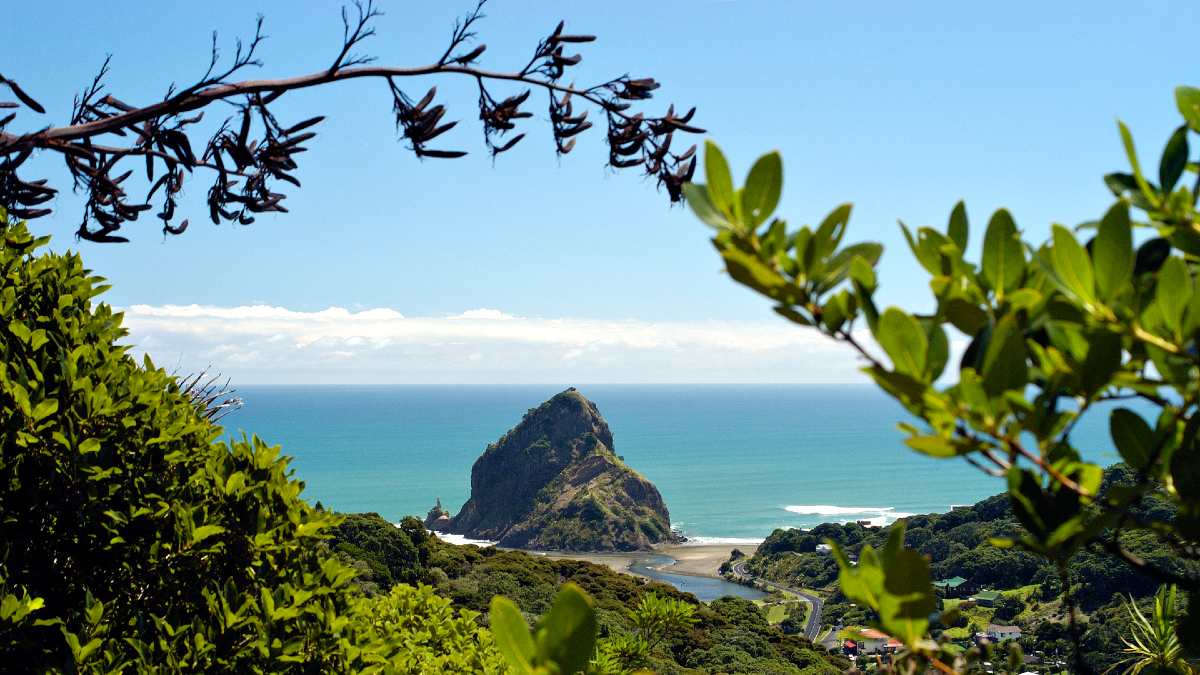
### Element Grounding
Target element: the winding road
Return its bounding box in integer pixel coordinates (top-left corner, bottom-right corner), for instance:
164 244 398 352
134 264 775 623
730 560 824 642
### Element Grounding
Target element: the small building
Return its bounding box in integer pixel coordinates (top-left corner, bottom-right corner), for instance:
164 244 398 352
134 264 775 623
815 543 833 554
855 628 892 654
933 576 974 598
972 590 1001 607
987 624 1022 641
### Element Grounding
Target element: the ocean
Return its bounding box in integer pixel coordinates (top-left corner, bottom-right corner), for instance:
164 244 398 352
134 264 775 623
221 384 1128 542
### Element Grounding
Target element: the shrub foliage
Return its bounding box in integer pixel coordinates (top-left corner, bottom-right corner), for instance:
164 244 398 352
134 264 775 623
0 214 500 671
684 87 1200 670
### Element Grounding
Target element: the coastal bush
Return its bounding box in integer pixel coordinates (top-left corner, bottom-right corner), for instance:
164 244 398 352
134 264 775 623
330 512 432 592
685 86 1200 670
0 214 501 671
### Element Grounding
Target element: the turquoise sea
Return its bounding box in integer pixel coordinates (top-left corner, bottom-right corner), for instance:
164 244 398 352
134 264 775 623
223 384 1127 542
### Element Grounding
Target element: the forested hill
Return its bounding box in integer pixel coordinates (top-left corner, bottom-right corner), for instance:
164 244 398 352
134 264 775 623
739 464 1197 671
330 513 847 674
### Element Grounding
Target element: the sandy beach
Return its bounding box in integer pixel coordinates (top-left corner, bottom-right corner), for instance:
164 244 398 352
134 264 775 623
653 543 758 577
537 542 758 579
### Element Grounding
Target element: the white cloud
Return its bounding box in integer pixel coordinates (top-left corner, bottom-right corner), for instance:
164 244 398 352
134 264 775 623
449 308 515 320
118 303 877 384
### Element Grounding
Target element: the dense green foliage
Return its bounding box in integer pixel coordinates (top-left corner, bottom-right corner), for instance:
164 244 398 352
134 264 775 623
685 86 1200 671
326 514 844 673
746 465 1194 670
332 513 433 594
0 216 501 672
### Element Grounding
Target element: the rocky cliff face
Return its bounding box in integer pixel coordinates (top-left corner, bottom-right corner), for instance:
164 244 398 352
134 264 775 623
447 388 672 551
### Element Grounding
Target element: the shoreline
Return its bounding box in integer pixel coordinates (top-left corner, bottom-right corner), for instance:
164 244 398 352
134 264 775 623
530 542 759 580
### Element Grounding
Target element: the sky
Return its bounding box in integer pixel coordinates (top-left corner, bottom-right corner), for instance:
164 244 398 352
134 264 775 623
6 1 1200 383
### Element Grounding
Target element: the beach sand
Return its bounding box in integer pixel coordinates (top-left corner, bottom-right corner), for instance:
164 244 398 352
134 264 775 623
537 543 758 579
653 543 758 577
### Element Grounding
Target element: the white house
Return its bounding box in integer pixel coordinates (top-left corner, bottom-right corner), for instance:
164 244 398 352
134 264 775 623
987 624 1022 641
852 629 901 654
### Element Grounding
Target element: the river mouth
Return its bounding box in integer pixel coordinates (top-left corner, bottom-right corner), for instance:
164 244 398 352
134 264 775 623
628 553 766 602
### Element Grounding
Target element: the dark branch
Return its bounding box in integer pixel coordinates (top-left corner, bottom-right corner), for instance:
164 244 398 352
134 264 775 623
0 1 702 242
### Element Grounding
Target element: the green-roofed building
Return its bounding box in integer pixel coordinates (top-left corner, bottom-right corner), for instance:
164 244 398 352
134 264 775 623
933 576 974 598
972 590 1001 607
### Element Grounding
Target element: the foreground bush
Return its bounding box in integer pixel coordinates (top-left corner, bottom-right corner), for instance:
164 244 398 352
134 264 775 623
684 86 1200 670
0 215 501 672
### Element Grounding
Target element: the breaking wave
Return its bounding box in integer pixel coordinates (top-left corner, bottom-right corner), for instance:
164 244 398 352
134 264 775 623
783 505 914 527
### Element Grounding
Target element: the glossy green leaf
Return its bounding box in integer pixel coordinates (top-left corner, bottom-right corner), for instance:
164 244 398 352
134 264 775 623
1177 86 1200 132
537 583 597 675
1081 330 1122 396
32 399 58 422
981 315 1026 397
947 200 968 252
490 596 536 673
1156 256 1190 334
741 151 783 228
1110 408 1155 470
876 308 928 378
813 204 852 260
191 525 225 545
703 140 735 217
1160 125 1190 192
682 183 730 230
1118 120 1157 206
905 435 968 458
982 209 1024 296
1093 201 1132 301
943 298 988 335
1171 439 1200 502
1051 224 1095 305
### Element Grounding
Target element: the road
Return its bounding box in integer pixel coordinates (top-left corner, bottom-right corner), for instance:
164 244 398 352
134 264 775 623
731 560 824 642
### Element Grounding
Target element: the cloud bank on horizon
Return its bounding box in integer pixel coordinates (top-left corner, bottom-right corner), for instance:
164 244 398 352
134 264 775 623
119 303 875 384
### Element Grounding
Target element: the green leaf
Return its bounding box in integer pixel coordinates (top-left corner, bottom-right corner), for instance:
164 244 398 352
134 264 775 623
191 525 225 545
1156 256 1190 334
899 222 941 275
1110 408 1154 470
947 201 968 252
1177 86 1200 132
981 315 1026 397
1118 120 1158 206
876 308 928 378
1051 224 1096 305
1080 330 1122 396
682 183 731 230
32 399 58 422
1160 125 1190 192
925 322 949 381
981 209 1024 296
490 596 536 673
1171 438 1200 502
943 298 988 335
741 151 783 228
537 583 597 675
813 204 852 260
905 435 969 458
1093 201 1132 301
704 141 735 218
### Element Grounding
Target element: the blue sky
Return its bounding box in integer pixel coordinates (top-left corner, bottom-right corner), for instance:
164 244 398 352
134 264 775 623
6 1 1200 382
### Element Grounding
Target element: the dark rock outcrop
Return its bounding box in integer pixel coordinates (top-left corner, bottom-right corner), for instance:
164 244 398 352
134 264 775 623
446 388 672 551
423 497 452 531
